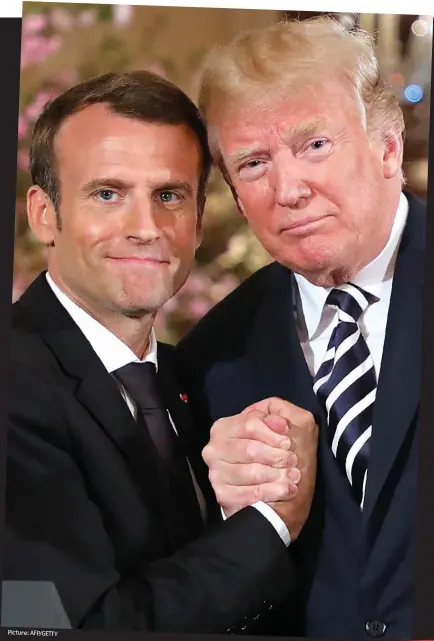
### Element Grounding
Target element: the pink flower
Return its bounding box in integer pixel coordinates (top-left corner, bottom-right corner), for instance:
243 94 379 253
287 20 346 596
185 298 213 319
49 7 74 31
180 271 212 295
21 35 61 69
18 115 29 140
25 90 58 121
46 35 61 55
22 14 47 36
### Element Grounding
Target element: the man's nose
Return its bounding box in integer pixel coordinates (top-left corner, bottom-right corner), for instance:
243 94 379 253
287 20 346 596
123 200 162 243
269 152 312 208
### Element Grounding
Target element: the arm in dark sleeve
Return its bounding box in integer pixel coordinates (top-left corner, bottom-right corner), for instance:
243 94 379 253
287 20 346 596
4 368 295 633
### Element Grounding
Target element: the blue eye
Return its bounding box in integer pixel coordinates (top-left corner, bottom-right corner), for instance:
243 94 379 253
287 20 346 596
310 140 326 149
98 190 116 201
159 191 181 203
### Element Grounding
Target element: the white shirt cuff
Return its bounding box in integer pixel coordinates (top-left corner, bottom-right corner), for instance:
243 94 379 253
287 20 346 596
221 502 291 547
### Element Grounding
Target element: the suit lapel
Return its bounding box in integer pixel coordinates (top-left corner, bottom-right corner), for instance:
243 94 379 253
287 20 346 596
242 264 363 569
156 344 219 523
362 194 425 524
17 274 186 550
245 263 322 420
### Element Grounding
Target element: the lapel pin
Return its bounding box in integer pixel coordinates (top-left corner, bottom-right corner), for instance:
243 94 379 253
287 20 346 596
179 393 188 403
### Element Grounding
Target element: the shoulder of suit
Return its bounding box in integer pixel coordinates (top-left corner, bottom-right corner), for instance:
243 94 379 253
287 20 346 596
156 341 174 358
403 190 426 250
175 262 284 358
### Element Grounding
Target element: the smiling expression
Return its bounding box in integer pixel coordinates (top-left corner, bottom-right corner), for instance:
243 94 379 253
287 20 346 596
28 103 203 324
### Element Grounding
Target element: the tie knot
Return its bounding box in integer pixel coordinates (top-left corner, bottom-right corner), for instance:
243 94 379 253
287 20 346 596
326 284 378 322
114 361 163 410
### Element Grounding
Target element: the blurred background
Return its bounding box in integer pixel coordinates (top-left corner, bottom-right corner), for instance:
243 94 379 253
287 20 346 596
15 3 433 343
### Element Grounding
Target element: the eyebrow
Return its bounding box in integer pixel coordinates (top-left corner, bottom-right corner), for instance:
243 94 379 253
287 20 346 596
80 178 194 196
227 147 266 168
80 178 134 194
153 181 194 196
226 118 330 168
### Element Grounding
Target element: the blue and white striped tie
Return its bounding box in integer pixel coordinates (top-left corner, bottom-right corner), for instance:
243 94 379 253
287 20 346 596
313 283 378 509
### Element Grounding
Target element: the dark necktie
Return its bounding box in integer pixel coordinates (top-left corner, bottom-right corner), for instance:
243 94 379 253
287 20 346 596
313 284 378 508
114 361 203 536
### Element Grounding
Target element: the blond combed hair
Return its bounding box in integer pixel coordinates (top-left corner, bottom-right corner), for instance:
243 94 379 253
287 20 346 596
199 16 405 162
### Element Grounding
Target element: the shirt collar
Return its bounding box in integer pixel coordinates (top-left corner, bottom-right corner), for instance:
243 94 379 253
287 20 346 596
294 191 409 339
45 272 158 373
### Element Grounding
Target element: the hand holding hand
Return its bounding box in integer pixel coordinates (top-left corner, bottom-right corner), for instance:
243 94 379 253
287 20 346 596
203 397 318 539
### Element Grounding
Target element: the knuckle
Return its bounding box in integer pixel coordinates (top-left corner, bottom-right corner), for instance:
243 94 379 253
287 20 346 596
201 443 212 464
208 467 219 486
271 450 287 467
210 417 231 438
209 419 221 436
244 440 257 462
243 418 257 437
250 463 265 485
252 484 263 502
277 481 291 500
214 486 227 506
306 413 317 430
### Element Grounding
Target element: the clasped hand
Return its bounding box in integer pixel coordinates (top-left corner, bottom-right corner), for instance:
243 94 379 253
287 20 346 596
202 397 319 540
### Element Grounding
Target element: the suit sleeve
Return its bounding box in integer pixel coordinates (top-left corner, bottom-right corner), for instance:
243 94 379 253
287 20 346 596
5 366 296 633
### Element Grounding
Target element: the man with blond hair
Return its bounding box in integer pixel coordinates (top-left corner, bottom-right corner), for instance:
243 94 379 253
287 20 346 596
175 17 425 638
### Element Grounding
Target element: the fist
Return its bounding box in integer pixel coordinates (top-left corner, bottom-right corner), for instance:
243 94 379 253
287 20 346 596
203 397 318 529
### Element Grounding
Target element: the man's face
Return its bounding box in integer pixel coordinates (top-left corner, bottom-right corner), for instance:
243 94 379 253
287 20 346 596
29 104 202 322
216 81 402 286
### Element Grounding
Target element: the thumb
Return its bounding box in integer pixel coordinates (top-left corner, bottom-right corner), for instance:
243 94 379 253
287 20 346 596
263 414 290 436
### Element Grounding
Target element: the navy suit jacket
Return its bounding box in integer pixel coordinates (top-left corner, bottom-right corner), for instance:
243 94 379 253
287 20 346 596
4 273 296 632
175 192 425 638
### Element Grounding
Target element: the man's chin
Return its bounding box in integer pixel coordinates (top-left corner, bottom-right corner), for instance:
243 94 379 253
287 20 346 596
119 299 168 318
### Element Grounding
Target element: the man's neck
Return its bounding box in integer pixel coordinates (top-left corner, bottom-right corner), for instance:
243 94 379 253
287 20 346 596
46 271 155 360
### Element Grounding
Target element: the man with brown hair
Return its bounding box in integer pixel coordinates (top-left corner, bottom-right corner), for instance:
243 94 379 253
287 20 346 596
176 17 425 638
5 71 319 631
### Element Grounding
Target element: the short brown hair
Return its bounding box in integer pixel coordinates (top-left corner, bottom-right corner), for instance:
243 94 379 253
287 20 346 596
30 70 212 216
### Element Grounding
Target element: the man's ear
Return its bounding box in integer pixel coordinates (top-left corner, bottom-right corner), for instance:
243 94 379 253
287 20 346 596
195 200 205 250
382 130 403 180
27 186 58 246
235 196 246 216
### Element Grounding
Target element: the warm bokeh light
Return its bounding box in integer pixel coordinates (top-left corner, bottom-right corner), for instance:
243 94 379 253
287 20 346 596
389 72 405 87
411 19 430 37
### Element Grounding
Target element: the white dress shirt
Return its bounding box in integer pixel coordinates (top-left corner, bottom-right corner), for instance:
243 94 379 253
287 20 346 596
238 192 409 545
294 192 408 378
45 272 207 519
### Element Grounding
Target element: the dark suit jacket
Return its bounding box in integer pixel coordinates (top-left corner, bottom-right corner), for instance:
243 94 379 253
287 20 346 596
4 273 296 632
175 192 425 638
